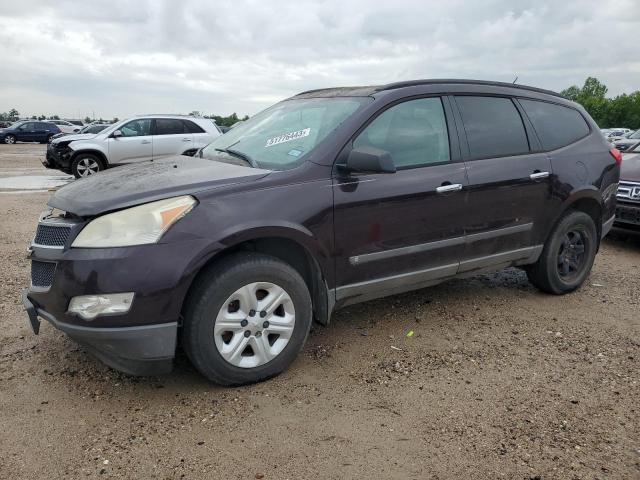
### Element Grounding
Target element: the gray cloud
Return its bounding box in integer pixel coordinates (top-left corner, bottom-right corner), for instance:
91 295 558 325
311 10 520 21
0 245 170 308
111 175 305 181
1 0 638 119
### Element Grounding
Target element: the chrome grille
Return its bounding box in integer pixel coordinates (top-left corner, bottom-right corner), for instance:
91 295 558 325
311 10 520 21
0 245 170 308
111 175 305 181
33 223 71 247
31 261 56 288
617 181 640 203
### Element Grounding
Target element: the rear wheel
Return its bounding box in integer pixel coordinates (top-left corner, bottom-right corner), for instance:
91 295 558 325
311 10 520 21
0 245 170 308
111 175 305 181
526 211 598 294
4 135 16 144
71 154 103 178
183 252 312 385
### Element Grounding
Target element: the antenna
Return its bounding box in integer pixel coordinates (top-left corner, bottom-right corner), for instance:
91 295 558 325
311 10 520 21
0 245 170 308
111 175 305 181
512 76 518 84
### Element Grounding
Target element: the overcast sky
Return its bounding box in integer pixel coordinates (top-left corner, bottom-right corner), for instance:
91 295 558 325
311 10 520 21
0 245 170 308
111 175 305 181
0 0 638 119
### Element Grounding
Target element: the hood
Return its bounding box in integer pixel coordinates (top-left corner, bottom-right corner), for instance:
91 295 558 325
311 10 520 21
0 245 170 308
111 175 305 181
621 153 640 183
53 133 100 143
49 156 271 216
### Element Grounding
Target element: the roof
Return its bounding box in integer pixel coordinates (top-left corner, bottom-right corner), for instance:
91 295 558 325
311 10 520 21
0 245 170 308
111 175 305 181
293 79 564 99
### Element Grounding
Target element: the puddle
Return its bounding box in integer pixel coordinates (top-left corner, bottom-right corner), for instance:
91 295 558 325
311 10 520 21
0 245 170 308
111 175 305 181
0 175 74 192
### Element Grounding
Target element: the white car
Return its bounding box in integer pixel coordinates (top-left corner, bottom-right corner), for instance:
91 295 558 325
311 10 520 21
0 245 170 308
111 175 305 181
45 115 222 178
50 120 83 134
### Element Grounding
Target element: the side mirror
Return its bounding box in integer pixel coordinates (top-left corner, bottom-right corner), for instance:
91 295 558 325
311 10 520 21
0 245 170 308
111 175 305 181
344 146 396 174
112 130 123 138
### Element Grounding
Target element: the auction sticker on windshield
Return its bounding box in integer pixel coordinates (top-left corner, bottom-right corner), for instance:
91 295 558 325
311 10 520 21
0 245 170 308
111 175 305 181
265 128 310 147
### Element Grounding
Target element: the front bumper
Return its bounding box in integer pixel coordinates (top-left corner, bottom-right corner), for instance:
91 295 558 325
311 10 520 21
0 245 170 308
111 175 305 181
613 201 640 232
23 290 176 375
45 143 73 171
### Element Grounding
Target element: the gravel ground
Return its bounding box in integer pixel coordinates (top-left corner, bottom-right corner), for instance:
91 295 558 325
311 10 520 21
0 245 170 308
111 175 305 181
0 144 638 479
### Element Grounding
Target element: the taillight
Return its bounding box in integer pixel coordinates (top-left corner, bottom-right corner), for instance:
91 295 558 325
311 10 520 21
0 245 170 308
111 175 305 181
610 148 622 166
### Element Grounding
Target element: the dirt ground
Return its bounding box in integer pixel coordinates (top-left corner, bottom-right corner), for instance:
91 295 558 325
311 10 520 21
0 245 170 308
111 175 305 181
0 143 638 479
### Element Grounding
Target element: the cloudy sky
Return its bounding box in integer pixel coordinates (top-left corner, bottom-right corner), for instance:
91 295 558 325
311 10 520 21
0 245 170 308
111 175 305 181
0 0 638 119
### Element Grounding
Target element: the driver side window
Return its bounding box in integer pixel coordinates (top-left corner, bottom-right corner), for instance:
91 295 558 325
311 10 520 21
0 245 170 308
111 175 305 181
353 97 450 169
120 119 152 137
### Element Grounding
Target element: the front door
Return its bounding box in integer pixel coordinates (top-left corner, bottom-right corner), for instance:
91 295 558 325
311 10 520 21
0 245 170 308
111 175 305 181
16 122 36 142
451 95 553 272
107 118 153 164
333 97 468 305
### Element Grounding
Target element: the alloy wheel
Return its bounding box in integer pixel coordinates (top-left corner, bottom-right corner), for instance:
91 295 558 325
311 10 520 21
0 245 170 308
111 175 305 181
76 157 100 177
4 135 15 144
557 230 586 280
214 282 295 369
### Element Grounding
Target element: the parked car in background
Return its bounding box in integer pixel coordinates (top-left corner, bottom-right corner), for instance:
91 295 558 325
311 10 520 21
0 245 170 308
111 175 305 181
613 144 640 233
67 120 85 127
613 129 640 151
0 121 61 144
24 79 620 385
45 115 221 178
50 120 82 134
50 123 111 141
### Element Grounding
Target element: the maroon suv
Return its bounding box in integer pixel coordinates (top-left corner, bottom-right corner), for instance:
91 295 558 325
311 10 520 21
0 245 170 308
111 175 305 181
23 79 620 385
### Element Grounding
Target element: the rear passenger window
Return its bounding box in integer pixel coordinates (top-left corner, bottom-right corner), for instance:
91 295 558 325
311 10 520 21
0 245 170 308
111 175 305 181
519 99 590 150
354 97 450 169
155 119 186 135
455 96 529 159
183 120 205 133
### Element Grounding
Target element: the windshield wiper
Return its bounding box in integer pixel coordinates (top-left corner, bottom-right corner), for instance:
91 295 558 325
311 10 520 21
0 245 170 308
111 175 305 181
214 148 258 168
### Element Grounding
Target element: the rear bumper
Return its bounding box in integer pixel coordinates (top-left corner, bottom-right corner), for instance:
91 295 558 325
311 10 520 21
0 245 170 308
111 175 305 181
23 290 176 375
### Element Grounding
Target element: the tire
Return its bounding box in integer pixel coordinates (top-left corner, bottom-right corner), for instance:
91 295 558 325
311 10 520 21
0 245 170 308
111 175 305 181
47 134 54 144
71 153 103 178
183 252 312 385
526 211 598 294
4 135 16 144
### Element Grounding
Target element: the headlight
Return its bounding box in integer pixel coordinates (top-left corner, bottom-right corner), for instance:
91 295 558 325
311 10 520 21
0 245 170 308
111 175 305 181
71 195 197 248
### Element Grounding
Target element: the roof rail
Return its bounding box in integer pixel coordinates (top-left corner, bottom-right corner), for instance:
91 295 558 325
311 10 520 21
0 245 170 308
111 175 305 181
375 79 564 98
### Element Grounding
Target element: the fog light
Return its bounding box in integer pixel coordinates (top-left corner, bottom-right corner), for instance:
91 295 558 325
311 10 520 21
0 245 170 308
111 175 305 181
68 293 134 320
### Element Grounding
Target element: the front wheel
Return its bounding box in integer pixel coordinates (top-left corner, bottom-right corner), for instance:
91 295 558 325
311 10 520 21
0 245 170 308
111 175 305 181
71 154 103 178
526 211 598 294
182 252 312 385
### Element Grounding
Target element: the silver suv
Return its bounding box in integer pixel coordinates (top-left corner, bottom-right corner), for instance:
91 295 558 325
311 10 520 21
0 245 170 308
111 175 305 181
45 115 221 178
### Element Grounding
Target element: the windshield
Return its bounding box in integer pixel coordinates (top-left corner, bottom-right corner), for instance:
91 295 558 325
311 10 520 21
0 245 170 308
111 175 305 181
200 97 370 170
80 124 108 134
628 130 640 139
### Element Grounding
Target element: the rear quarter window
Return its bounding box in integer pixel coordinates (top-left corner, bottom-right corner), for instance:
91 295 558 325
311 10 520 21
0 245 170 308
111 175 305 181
519 99 590 151
183 120 206 133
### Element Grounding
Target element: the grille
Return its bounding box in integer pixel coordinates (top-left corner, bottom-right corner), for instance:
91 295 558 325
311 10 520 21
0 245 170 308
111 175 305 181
616 204 640 226
33 223 71 247
31 261 56 288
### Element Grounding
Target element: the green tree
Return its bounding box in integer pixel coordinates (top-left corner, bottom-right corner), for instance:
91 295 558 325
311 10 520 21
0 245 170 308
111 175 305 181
84 116 92 124
8 108 19 120
561 77 640 129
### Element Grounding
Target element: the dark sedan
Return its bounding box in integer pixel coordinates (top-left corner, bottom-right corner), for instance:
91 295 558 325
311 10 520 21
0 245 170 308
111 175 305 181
0 121 61 144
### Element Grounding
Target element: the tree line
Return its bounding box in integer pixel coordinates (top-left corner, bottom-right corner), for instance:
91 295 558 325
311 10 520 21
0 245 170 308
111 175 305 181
0 108 249 127
561 77 640 130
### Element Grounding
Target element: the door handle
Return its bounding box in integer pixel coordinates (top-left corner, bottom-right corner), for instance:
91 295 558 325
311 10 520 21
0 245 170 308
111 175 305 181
530 171 550 180
182 138 192 142
436 183 463 194
141 140 151 144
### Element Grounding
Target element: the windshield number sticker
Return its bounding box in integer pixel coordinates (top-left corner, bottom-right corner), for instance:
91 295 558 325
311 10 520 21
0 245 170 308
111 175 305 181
265 128 310 147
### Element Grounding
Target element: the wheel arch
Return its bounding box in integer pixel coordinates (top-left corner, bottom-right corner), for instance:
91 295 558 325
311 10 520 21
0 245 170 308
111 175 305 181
182 231 333 327
70 148 109 168
552 189 604 240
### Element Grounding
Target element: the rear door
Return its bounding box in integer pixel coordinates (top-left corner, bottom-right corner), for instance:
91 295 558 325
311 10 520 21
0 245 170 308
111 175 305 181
152 118 193 158
451 95 553 272
107 118 153 164
333 96 468 304
183 119 213 150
